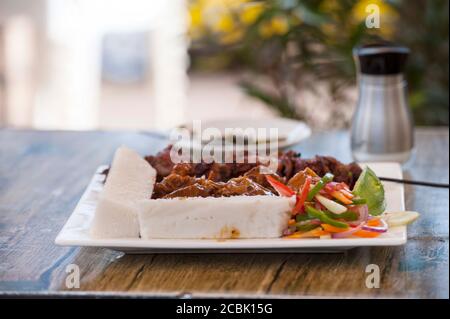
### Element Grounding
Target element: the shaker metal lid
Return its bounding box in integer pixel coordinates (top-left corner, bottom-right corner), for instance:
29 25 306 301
353 43 410 75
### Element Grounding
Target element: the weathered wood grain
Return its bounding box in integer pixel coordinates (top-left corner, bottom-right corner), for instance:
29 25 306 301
0 128 448 298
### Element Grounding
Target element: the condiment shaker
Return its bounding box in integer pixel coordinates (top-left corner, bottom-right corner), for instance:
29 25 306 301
351 44 414 163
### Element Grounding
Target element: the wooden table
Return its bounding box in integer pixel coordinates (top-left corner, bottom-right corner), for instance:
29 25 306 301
0 128 448 298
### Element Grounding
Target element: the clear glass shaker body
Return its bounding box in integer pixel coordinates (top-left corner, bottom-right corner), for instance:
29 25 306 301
351 44 414 163
351 74 414 163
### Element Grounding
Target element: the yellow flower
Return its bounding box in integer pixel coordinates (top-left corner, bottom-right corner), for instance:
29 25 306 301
189 4 203 28
240 2 265 25
270 15 289 36
214 13 235 33
188 1 206 39
258 15 289 38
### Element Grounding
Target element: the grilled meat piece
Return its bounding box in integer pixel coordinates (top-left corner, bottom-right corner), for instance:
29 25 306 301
144 145 362 188
161 178 222 199
244 166 284 192
144 146 175 181
206 162 258 182
215 176 273 197
294 156 362 187
277 150 299 179
156 174 273 199
152 173 197 199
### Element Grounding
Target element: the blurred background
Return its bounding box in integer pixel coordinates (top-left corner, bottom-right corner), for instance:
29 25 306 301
0 0 448 131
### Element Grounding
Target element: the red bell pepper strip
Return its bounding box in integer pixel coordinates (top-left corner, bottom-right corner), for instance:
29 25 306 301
292 177 311 215
266 175 295 197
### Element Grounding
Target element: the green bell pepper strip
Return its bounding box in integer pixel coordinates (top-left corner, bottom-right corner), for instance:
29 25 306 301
323 210 359 221
307 173 334 201
295 214 311 222
295 222 320 232
305 205 349 228
351 197 367 205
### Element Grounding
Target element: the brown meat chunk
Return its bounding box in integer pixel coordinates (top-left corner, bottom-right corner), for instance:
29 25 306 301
172 163 195 176
155 173 274 199
244 166 284 192
144 145 362 188
162 185 211 198
207 163 233 182
144 146 175 181
294 156 361 187
215 176 273 197
152 173 197 199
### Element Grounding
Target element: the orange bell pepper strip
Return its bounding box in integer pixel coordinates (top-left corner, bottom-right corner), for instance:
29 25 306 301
321 223 349 233
330 190 353 205
285 227 329 239
266 175 295 197
340 189 354 199
366 218 381 227
353 230 381 238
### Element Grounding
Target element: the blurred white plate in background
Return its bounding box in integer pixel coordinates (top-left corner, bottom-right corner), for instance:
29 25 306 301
178 118 311 149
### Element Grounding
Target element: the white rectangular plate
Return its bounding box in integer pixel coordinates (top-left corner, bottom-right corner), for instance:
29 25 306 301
55 162 406 253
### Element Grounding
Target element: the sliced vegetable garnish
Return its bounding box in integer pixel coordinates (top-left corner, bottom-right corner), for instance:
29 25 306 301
382 211 420 227
347 204 369 226
353 229 381 238
321 224 349 233
285 228 328 239
266 175 295 197
295 213 310 222
340 189 354 199
365 218 381 227
281 168 418 240
315 194 347 214
283 226 297 236
323 210 359 221
292 177 311 215
307 173 334 201
305 205 349 229
295 222 320 232
330 190 353 205
362 219 388 233
353 167 386 216
351 197 367 205
331 224 363 238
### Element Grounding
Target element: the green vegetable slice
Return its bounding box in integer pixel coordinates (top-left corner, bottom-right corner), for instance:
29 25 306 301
295 222 320 232
323 210 359 221
353 167 386 216
307 173 334 201
305 205 349 228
